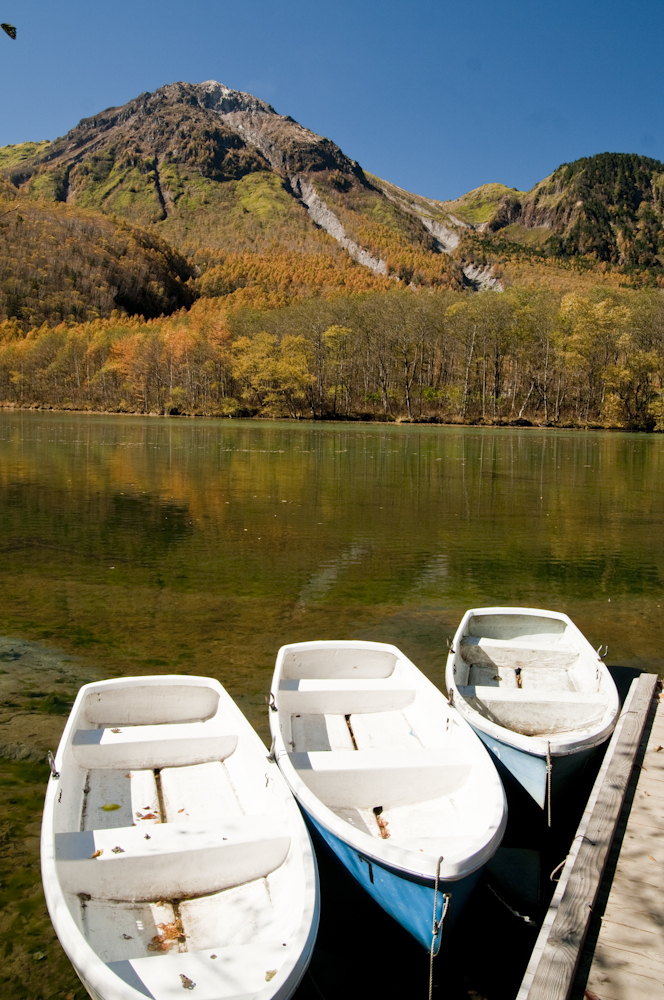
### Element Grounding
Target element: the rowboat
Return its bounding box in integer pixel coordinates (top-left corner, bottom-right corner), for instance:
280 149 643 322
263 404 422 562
268 640 506 955
445 607 620 813
41 675 319 1000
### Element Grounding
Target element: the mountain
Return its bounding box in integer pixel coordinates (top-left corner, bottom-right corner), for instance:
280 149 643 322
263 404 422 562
3 81 664 334
2 81 465 291
437 153 664 282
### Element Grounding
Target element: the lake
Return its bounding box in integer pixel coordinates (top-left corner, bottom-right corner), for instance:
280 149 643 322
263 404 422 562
0 412 662 998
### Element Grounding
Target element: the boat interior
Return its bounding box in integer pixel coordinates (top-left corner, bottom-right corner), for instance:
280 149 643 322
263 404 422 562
278 646 495 857
453 614 610 737
52 683 305 999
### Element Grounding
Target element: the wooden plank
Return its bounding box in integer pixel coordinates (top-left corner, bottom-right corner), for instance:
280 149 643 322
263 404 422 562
591 937 664 977
517 672 658 1000
585 963 664 1000
594 918 664 961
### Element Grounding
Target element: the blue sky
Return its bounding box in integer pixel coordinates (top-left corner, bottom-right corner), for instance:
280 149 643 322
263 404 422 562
1 0 662 200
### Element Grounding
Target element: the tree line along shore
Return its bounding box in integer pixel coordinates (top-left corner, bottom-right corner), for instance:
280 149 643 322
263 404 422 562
1 284 664 431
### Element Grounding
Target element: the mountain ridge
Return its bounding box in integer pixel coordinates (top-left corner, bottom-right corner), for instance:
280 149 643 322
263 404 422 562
2 80 664 335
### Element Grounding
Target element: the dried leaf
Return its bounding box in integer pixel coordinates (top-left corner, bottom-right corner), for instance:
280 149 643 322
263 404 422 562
32 951 46 961
157 922 183 941
653 745 662 752
110 728 121 733
90 849 103 859
265 970 277 982
101 803 121 812
111 846 125 854
180 974 196 990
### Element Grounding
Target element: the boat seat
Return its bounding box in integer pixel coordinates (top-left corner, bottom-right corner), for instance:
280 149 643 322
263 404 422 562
108 941 291 1000
72 723 238 770
55 815 291 900
288 748 470 808
457 686 606 736
278 678 415 715
467 664 520 688
460 636 579 670
291 713 355 752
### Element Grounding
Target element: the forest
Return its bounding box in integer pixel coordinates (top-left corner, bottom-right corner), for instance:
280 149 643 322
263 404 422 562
1 283 664 430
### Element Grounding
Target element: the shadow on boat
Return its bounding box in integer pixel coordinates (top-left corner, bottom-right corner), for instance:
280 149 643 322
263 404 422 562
293 666 639 1000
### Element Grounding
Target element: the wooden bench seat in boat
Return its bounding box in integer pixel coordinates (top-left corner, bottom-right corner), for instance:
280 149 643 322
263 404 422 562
277 678 414 715
456 685 606 736
82 683 220 727
108 941 293 1000
72 723 238 770
459 635 579 670
287 748 470 807
55 816 291 900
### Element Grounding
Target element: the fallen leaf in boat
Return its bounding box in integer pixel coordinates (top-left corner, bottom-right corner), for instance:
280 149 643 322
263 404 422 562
654 745 662 752
144 834 151 840
90 849 103 859
178 808 185 813
180 974 196 990
148 939 168 952
32 952 46 961
649 856 657 861
122 934 133 939
111 846 125 854
210 954 217 959
111 728 121 733
101 803 121 811
139 813 157 820
265 970 277 982
376 815 390 839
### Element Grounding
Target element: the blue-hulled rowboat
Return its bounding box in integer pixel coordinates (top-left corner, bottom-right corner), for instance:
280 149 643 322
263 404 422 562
445 608 620 814
269 640 506 954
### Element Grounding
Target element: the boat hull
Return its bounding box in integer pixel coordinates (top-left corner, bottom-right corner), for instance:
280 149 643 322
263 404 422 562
304 809 481 953
42 675 319 1000
471 726 600 810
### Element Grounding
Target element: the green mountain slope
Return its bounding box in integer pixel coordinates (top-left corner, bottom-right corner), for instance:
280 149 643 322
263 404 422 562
448 153 664 282
2 81 464 289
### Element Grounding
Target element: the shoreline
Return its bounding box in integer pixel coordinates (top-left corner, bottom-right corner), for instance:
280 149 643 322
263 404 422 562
0 401 653 433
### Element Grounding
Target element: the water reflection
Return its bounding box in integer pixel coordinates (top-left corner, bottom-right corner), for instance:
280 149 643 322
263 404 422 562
0 412 662 739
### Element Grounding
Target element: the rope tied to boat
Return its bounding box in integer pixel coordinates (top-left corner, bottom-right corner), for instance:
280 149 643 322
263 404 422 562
546 741 552 827
485 881 537 926
428 856 450 1000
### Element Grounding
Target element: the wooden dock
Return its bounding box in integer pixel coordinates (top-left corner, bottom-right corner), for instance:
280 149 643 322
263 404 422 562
577 683 664 1000
516 671 662 1000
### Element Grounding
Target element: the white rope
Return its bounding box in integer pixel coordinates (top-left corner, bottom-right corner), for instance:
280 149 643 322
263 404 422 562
486 882 537 926
428 857 450 1000
546 741 552 827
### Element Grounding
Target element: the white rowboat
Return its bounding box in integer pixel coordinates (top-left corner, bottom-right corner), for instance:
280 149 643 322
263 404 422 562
445 608 620 811
269 640 506 953
41 675 319 1000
